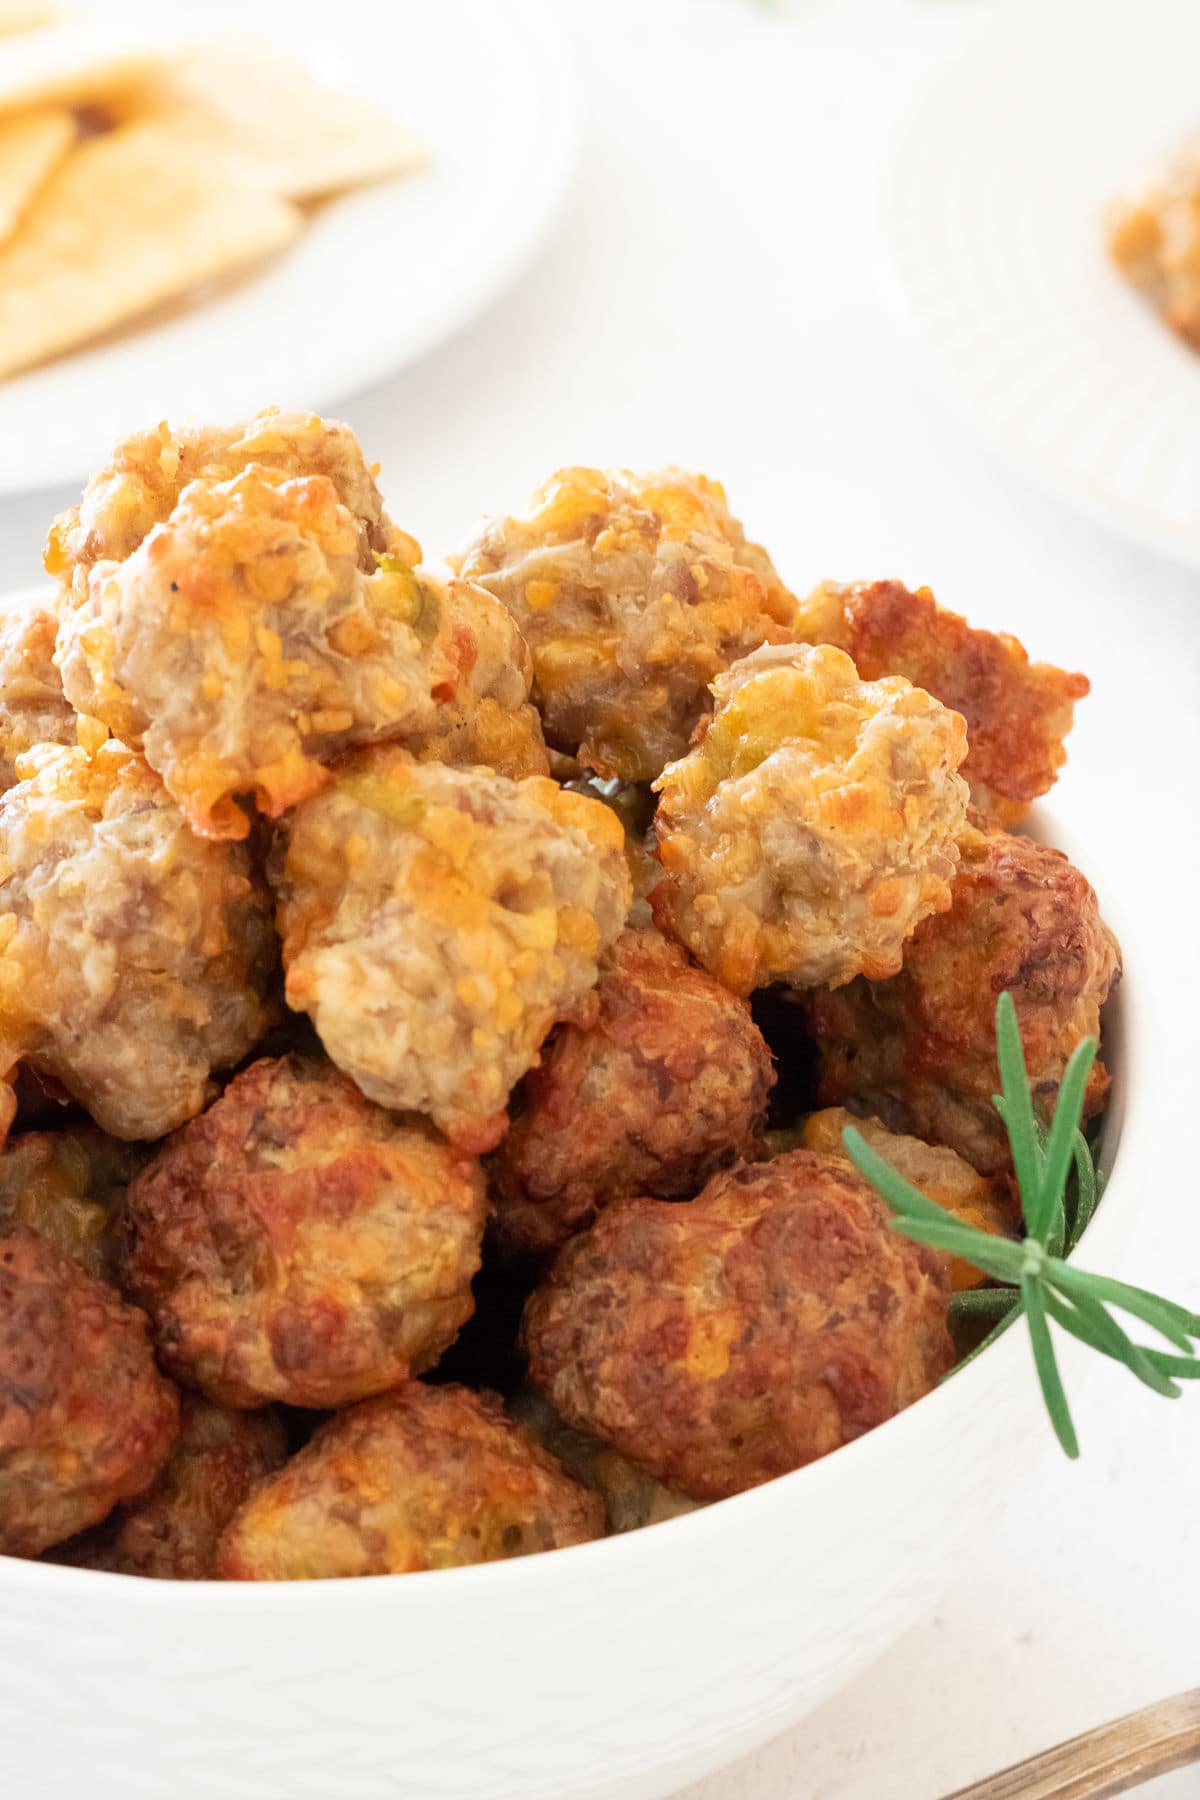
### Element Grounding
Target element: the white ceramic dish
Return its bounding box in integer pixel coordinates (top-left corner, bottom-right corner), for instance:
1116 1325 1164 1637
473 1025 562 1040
884 0 1200 569
0 0 576 496
0 798 1139 1800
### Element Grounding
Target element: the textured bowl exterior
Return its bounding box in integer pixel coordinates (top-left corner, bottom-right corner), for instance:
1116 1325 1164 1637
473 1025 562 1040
0 823 1140 1800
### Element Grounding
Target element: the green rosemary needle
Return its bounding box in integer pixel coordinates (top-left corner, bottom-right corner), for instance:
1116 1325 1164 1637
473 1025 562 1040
843 991 1200 1458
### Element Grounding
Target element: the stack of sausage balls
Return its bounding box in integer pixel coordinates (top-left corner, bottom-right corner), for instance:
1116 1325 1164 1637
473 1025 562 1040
0 414 1120 1581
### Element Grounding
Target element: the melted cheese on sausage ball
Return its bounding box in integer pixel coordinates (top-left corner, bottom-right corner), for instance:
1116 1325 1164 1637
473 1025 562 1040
0 743 276 1140
56 467 542 838
273 752 631 1152
791 579 1088 827
45 406 400 601
652 642 970 994
456 466 799 782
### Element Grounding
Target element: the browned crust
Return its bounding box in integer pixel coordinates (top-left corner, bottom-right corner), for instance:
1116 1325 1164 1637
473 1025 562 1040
52 1395 288 1579
798 580 1088 823
117 1055 487 1408
802 830 1121 1174
522 1150 953 1501
0 1227 179 1557
490 927 775 1254
216 1382 604 1579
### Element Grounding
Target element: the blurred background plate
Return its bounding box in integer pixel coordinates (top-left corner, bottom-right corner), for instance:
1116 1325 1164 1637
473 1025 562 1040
0 0 575 494
884 0 1200 569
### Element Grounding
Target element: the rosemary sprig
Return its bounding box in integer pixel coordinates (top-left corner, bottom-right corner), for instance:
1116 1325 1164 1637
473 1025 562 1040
843 992 1200 1458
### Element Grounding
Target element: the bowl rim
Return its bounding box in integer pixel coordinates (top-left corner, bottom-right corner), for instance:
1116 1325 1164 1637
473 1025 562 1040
0 801 1142 1612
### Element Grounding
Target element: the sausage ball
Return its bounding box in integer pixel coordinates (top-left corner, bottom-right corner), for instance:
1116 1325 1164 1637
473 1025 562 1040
455 466 799 782
0 743 276 1140
44 406 399 604
52 1396 288 1579
0 1127 148 1280
523 1151 953 1500
56 464 543 838
118 1055 488 1409
490 927 776 1255
512 1388 698 1535
409 691 549 782
0 589 77 791
793 580 1088 826
651 643 970 995
272 752 631 1152
0 1228 179 1556
1108 137 1200 350
801 830 1121 1174
402 580 549 782
800 1109 1018 1291
216 1381 604 1579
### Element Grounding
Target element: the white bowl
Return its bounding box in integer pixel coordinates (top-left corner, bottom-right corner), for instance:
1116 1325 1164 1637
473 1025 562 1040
0 809 1137 1800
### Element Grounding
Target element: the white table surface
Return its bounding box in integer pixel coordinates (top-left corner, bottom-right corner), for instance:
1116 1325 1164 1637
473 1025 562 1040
1 2 1196 1794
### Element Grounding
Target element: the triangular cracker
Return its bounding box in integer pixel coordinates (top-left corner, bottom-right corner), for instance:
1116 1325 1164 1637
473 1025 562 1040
0 22 167 114
115 41 426 200
0 105 71 242
0 122 301 379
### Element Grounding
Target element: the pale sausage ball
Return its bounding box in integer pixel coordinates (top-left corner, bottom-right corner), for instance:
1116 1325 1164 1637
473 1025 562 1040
0 743 276 1140
651 642 970 994
456 466 799 782
56 467 542 839
273 751 632 1152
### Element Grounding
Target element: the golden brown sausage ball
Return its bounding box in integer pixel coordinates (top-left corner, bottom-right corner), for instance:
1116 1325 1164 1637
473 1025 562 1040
52 1396 288 1579
118 1055 487 1409
0 1228 179 1556
44 406 399 602
55 464 542 839
0 589 77 791
215 1382 603 1580
456 466 798 782
0 743 276 1141
1108 138 1200 350
512 1388 698 1535
0 1127 148 1280
791 581 1088 827
801 830 1121 1174
799 1109 1018 1291
273 751 631 1152
651 643 970 995
490 927 776 1255
522 1150 954 1501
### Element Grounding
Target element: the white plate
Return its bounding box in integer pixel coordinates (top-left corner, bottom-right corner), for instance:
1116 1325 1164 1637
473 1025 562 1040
884 0 1200 568
0 0 575 495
